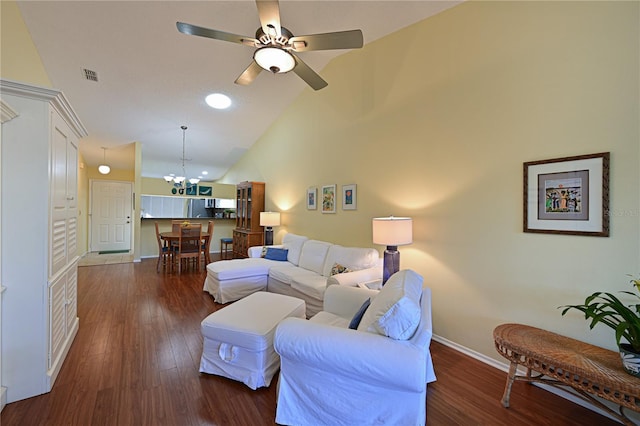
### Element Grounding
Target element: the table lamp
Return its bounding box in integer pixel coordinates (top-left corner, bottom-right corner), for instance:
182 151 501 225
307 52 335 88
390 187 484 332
372 216 413 284
260 212 281 246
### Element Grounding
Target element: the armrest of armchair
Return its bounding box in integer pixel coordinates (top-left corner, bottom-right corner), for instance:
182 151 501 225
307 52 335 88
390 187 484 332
274 317 426 392
326 261 383 287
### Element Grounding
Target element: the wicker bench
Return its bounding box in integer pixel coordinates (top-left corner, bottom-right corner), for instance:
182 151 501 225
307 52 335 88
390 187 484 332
494 323 640 425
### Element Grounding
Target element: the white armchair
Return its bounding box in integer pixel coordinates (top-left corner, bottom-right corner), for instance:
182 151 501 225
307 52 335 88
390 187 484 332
274 270 436 426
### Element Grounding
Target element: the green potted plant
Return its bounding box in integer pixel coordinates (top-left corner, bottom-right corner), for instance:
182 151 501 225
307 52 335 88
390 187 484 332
560 276 640 377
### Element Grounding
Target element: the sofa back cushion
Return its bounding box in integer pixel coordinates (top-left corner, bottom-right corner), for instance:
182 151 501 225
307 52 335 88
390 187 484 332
322 245 380 277
298 240 332 275
357 269 423 340
282 233 309 266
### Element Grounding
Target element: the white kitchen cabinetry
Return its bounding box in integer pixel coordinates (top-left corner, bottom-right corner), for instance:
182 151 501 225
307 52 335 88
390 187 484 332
0 80 87 403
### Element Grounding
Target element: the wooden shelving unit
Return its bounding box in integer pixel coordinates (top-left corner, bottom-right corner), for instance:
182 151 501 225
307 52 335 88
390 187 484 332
232 181 265 258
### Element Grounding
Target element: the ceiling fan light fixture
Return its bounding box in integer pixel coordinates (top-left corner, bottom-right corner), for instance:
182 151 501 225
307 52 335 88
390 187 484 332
254 47 295 73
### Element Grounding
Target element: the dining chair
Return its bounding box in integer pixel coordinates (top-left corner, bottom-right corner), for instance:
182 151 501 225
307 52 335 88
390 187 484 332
171 220 184 233
174 223 203 273
155 222 171 272
202 221 214 265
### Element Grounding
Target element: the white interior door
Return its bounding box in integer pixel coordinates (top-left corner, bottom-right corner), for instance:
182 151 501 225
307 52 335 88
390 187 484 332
90 180 133 252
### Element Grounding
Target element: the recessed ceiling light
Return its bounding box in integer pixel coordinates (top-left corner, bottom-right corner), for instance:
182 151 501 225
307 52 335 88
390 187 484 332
205 93 231 109
202 171 208 175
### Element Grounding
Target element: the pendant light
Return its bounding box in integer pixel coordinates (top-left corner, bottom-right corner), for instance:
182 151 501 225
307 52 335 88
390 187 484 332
163 126 200 190
98 147 111 175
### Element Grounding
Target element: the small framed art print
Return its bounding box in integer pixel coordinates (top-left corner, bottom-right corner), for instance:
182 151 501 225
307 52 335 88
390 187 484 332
321 184 336 213
342 184 357 210
307 187 317 210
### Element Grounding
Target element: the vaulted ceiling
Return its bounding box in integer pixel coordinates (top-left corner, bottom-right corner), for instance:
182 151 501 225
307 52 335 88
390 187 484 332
18 1 459 180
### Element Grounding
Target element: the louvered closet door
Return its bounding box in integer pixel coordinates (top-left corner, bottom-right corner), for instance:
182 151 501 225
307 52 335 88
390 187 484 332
65 267 77 336
48 276 66 370
50 111 71 278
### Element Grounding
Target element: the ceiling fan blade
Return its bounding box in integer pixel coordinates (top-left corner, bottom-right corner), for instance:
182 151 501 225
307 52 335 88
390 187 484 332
289 30 363 52
255 0 282 38
177 22 257 46
234 61 263 86
291 53 328 91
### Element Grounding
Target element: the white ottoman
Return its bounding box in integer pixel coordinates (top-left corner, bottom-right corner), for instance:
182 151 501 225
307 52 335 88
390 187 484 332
203 258 273 304
199 291 306 389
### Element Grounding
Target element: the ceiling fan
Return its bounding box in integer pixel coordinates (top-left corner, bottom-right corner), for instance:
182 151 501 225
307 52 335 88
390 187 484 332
176 0 364 90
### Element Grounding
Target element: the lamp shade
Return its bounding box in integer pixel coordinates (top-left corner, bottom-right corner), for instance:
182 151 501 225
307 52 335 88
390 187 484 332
98 164 111 175
254 47 295 73
260 212 281 227
372 217 413 246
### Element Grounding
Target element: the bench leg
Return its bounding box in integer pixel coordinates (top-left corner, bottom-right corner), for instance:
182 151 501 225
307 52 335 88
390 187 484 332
501 361 518 408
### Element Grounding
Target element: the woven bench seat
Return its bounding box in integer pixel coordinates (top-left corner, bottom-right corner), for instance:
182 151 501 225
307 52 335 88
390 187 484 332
494 323 640 425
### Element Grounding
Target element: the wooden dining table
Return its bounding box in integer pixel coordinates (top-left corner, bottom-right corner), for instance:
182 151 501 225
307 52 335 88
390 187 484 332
160 231 211 266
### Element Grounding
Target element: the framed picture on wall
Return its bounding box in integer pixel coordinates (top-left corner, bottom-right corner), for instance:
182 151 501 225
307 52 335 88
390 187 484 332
307 187 317 210
186 183 197 196
321 184 336 213
342 184 357 210
198 185 212 196
523 152 609 236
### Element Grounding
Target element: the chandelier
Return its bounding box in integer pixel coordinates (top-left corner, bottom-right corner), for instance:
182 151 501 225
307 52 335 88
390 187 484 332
164 125 200 192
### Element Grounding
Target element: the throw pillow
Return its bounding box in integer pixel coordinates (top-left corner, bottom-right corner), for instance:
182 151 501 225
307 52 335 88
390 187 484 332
357 269 422 340
330 262 352 276
264 247 289 261
348 298 371 330
260 246 268 258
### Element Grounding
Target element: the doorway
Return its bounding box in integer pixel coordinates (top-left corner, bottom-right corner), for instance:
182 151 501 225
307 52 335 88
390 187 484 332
89 180 133 253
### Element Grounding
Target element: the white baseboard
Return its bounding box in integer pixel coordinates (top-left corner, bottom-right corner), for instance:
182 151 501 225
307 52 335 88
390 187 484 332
431 334 639 425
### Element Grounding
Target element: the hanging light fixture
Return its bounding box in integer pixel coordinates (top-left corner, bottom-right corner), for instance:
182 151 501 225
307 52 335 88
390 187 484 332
164 126 200 192
98 147 111 175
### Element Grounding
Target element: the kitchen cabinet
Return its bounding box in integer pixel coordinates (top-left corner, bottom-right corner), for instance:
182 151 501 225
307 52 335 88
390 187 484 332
0 80 87 403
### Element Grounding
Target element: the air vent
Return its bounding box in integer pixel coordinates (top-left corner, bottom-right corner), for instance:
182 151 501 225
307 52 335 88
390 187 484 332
82 68 99 82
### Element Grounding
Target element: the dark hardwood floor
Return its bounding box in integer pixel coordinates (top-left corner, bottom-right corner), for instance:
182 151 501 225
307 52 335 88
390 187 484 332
1 256 621 425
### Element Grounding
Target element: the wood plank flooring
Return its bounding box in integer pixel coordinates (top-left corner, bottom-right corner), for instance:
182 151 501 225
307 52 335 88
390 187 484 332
1 256 621 425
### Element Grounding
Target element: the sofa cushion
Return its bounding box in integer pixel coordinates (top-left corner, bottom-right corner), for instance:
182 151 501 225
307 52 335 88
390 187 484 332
322 245 380 277
264 247 288 261
298 240 332 275
290 274 329 301
282 233 309 266
348 298 371 329
357 269 422 340
269 264 317 286
309 311 351 328
330 262 352 276
206 258 275 281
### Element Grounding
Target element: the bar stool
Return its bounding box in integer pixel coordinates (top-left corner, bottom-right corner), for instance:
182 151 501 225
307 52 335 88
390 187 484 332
220 237 233 260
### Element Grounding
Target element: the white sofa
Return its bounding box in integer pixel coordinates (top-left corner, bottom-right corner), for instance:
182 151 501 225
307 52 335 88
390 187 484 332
274 269 436 426
203 233 383 317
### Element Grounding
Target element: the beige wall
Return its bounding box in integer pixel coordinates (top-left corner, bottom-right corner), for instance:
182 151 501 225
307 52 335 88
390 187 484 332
0 1 51 87
223 1 640 362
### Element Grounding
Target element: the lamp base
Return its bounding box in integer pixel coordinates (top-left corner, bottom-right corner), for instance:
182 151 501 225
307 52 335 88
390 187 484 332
382 246 400 285
264 227 274 246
